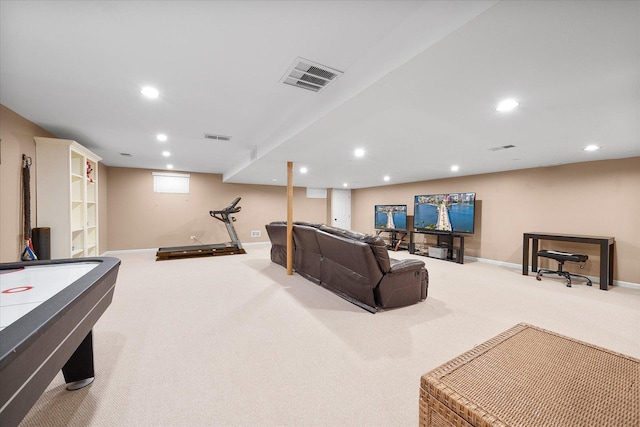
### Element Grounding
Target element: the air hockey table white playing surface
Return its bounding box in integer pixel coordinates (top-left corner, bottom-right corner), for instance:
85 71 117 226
0 262 99 331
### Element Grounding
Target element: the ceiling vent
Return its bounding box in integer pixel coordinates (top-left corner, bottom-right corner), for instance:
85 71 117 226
489 144 516 151
204 133 231 142
281 57 343 92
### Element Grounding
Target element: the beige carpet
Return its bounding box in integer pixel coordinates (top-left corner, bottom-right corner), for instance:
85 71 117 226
18 244 640 426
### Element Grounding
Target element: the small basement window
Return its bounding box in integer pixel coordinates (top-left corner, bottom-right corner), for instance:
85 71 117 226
153 172 190 194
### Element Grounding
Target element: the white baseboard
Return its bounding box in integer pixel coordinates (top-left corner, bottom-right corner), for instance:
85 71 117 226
465 256 640 290
101 241 270 256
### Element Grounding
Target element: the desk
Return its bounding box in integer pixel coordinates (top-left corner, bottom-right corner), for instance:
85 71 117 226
522 232 614 290
0 257 120 427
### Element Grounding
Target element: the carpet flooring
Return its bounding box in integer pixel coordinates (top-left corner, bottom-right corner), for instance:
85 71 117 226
18 244 640 426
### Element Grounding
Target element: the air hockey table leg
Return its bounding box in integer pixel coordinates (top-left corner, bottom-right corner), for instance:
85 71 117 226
62 331 95 391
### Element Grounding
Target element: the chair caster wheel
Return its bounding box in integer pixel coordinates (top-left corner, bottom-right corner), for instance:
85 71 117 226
566 282 572 287
536 276 541 281
587 282 592 286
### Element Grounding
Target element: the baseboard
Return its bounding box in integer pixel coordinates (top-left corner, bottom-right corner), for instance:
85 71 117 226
465 256 640 290
101 241 270 256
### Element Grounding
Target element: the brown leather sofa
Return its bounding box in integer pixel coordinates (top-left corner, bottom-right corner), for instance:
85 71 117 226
265 222 428 312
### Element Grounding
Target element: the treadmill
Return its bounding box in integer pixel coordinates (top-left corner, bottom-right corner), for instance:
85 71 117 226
156 197 247 261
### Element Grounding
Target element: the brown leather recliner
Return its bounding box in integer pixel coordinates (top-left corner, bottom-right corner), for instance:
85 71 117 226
265 222 428 312
264 221 287 268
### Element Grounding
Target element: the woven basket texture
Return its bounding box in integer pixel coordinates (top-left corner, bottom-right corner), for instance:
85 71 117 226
419 323 639 427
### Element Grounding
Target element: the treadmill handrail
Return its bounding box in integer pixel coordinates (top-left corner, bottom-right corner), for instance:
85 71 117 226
209 197 241 216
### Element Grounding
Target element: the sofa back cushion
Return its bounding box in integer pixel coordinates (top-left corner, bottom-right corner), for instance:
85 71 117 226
292 224 322 282
265 222 288 267
363 235 391 273
265 222 287 246
316 230 383 284
320 225 391 274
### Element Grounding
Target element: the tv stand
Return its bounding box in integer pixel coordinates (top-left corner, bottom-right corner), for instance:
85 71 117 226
375 229 408 251
409 230 465 264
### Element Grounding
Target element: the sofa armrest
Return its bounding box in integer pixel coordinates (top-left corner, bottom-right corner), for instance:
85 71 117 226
389 258 425 274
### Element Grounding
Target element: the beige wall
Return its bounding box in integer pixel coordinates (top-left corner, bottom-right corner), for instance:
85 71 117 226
106 167 327 250
2 104 639 284
1 104 109 262
352 157 640 284
0 105 55 262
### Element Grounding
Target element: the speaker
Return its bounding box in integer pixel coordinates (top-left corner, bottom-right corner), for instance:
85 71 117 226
32 227 51 260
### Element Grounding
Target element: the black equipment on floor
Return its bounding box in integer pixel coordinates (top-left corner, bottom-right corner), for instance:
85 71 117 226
535 249 592 287
156 197 247 261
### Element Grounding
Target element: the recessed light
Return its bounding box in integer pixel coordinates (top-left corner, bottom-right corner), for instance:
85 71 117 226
141 86 159 99
496 99 519 112
272 178 278 182
584 144 600 152
343 183 348 187
299 167 308 174
166 164 173 169
162 151 171 157
383 175 390 182
157 133 168 142
354 148 365 158
451 165 460 172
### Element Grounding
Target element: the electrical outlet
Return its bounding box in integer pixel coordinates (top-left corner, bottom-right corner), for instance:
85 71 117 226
250 230 261 238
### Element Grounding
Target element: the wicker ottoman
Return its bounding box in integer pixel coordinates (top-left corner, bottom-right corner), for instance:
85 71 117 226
419 323 639 427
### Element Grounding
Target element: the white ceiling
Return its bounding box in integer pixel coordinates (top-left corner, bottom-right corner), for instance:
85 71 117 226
1 1 638 189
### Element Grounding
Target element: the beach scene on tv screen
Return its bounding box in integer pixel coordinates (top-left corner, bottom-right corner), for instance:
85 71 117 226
414 193 475 233
375 205 407 230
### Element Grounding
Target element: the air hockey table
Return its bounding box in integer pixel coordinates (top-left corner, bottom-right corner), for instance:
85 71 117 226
0 257 120 427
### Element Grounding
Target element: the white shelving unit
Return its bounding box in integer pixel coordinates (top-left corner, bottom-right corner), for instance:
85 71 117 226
35 137 101 259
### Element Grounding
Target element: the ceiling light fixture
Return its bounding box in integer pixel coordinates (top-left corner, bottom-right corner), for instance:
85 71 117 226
300 167 308 174
141 86 159 99
496 98 519 112
451 165 460 172
162 151 170 157
584 144 601 152
166 164 174 169
157 134 168 142
383 175 390 182
354 148 365 158
343 183 348 187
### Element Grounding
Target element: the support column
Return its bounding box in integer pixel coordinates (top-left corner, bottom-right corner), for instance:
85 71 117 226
286 161 294 275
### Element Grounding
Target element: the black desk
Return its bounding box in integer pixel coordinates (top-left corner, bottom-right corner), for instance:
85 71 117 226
0 257 120 427
522 233 614 290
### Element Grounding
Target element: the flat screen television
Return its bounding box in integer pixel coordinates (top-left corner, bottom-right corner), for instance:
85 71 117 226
413 192 476 234
374 205 407 230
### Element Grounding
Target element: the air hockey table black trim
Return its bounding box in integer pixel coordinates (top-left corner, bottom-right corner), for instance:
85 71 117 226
0 257 120 427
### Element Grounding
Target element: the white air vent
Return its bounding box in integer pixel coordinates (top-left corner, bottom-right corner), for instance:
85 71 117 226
119 152 132 157
489 144 516 151
204 133 231 142
281 57 343 92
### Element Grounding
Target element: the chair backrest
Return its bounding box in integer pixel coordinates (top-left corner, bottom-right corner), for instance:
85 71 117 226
265 222 287 247
320 225 391 273
315 229 383 284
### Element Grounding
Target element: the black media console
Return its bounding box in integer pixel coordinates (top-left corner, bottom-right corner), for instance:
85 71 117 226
409 230 465 264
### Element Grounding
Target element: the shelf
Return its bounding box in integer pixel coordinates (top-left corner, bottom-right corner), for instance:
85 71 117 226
35 137 100 259
71 249 84 257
